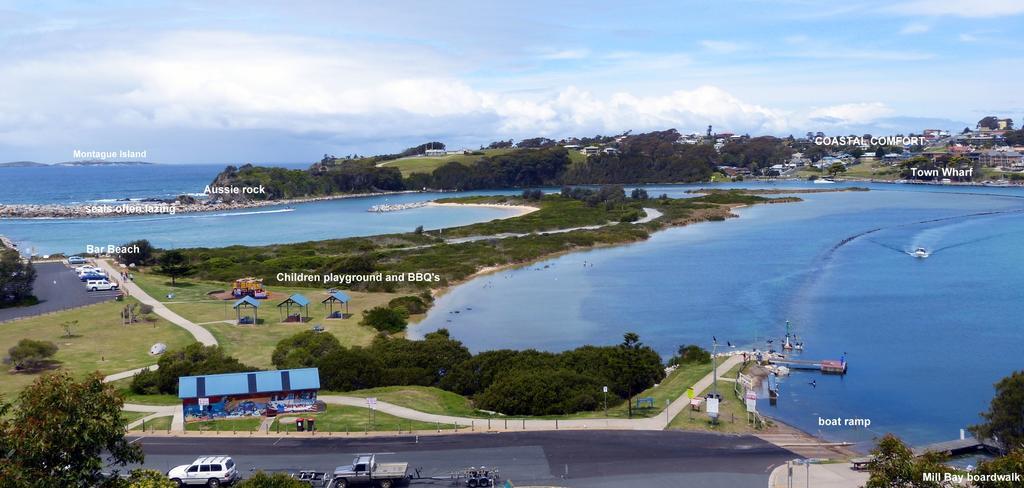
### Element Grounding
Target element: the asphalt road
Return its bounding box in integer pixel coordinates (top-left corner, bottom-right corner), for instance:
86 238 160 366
131 430 795 487
0 262 119 322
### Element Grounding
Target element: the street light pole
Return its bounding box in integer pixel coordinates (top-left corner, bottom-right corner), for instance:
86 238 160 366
603 386 608 417
712 338 719 398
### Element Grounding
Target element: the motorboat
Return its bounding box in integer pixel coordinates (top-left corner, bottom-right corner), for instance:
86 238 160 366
813 178 835 184
911 247 929 258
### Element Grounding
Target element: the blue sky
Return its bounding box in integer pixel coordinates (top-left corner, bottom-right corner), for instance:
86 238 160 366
0 0 1022 163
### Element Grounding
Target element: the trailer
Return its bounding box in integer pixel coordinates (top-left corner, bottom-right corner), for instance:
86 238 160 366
328 454 409 488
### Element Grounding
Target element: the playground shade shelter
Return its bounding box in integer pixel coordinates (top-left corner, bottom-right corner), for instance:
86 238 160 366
233 295 261 324
321 290 351 318
278 293 311 322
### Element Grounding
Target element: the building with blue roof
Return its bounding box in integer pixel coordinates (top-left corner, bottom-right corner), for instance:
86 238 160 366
178 368 320 420
278 293 310 322
322 290 351 318
233 295 261 324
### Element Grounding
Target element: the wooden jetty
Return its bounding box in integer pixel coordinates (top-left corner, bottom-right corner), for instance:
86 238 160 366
911 438 1004 457
768 356 848 374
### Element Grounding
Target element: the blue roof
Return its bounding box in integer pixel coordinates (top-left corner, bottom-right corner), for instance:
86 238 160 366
178 368 320 399
323 291 350 303
279 293 310 307
232 295 261 309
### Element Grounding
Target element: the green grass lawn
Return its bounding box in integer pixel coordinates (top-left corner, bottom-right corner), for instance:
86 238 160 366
339 386 484 418
205 319 380 369
557 360 714 420
130 270 403 368
121 411 150 426
668 362 763 434
135 415 173 432
379 149 516 176
0 298 196 399
186 417 264 432
273 406 458 433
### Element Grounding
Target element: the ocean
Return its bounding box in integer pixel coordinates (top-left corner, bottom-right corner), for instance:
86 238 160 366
3 164 1022 449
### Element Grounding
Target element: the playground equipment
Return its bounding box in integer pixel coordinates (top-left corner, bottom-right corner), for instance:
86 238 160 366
232 277 268 299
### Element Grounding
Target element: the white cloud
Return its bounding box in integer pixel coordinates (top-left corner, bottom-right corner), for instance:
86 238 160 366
808 102 895 124
958 33 979 42
699 40 745 54
539 49 590 60
888 0 1024 17
899 22 930 35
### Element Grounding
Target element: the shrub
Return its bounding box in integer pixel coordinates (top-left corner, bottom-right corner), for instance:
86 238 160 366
4 339 58 371
388 295 429 315
130 343 254 395
475 369 603 415
360 306 409 333
271 330 343 369
669 344 711 365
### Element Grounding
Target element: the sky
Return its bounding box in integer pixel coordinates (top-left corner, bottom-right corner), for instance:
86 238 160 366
0 0 1022 164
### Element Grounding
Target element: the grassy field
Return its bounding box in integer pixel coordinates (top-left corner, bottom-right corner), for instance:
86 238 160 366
667 363 761 434
379 149 516 176
206 319 379 369
0 298 196 399
135 415 173 432
797 161 900 180
121 411 150 426
339 386 484 418
186 417 264 432
131 271 403 368
274 405 458 432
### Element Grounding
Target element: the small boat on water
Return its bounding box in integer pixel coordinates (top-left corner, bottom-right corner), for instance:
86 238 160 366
813 178 835 184
911 247 930 258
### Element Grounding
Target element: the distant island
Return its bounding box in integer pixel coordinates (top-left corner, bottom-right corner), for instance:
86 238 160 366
0 161 47 168
0 160 154 168
54 160 153 167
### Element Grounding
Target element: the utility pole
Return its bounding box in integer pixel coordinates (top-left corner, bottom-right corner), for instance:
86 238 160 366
603 386 608 417
712 337 719 398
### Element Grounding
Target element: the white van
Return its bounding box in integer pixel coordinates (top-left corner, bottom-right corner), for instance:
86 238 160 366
84 279 118 292
167 456 239 486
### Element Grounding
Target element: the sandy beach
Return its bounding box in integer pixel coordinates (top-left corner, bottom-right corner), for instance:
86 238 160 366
427 201 539 217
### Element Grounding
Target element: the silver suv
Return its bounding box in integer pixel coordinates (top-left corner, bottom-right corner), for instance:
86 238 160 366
167 456 239 486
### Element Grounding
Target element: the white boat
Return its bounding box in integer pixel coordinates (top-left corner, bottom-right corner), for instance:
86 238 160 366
911 247 929 258
813 178 835 184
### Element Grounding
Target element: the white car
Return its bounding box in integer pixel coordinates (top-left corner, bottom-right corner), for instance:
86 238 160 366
84 279 118 291
167 456 239 486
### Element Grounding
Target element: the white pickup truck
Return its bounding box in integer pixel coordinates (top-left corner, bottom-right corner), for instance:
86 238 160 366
328 454 408 488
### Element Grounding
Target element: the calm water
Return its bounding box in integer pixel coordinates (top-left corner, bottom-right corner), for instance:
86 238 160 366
412 183 1024 448
0 163 309 204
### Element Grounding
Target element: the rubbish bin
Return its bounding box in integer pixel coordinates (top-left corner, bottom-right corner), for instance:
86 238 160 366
295 418 305 432
306 418 315 432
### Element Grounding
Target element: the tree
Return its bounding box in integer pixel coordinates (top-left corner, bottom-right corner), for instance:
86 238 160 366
116 239 156 266
630 188 649 200
827 162 847 178
978 116 1000 130
130 343 254 395
671 345 710 365
127 469 178 488
614 331 663 419
973 449 1024 487
236 471 308 487
971 370 1024 450
271 330 343 369
849 147 865 159
0 372 143 486
0 249 35 306
865 434 953 488
156 250 193 286
360 306 409 333
62 319 78 338
4 338 58 371
318 347 385 391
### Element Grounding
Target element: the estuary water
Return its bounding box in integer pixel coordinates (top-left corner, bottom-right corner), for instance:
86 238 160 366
412 182 1024 448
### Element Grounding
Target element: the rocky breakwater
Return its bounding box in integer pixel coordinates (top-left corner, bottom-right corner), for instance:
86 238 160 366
0 196 262 219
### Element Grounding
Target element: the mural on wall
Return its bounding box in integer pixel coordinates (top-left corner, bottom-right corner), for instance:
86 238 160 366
183 391 319 421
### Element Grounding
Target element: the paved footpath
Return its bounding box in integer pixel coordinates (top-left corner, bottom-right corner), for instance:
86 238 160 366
768 461 867 488
95 259 218 346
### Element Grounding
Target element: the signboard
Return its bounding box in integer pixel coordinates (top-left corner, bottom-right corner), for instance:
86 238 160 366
686 387 695 399
198 397 209 407
706 397 719 418
602 386 608 393
366 397 377 410
745 389 757 413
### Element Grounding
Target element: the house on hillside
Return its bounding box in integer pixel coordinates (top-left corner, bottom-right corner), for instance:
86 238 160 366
581 146 600 156
424 149 447 157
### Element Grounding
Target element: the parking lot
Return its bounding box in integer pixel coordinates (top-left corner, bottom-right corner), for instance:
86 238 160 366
0 261 120 322
134 430 794 488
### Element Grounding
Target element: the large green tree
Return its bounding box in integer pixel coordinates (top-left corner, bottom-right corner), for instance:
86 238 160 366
0 372 143 487
865 434 953 488
271 330 343 369
971 370 1024 450
155 250 193 285
0 249 35 306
